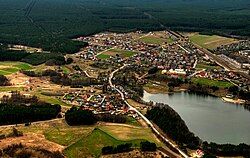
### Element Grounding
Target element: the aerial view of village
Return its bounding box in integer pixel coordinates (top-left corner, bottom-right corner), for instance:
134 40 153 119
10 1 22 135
0 29 250 158
0 0 250 157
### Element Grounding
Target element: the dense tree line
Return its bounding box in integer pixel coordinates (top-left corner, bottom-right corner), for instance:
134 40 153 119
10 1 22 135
96 114 127 123
65 107 130 125
0 103 61 125
202 142 250 157
0 92 61 125
0 48 68 65
0 50 30 61
0 0 249 55
140 141 157 151
188 83 220 95
146 105 200 149
102 143 132 155
65 107 97 126
1 91 38 105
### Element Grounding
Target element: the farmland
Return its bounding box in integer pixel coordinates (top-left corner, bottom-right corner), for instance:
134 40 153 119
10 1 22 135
0 119 163 158
97 49 137 59
0 62 32 75
191 78 234 88
140 36 167 45
0 0 249 54
189 33 238 50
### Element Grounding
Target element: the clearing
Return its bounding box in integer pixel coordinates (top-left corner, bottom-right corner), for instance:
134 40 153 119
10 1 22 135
139 35 173 45
188 33 238 50
191 77 233 88
0 62 32 75
0 119 163 158
97 49 137 59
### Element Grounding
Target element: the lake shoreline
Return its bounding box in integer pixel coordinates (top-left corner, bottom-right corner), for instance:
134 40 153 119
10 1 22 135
142 91 250 145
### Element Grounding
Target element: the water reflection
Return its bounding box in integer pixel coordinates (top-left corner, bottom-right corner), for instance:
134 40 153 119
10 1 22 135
143 91 250 144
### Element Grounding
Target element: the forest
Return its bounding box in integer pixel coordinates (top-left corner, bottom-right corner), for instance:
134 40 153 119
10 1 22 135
0 92 61 125
146 104 201 149
0 0 249 54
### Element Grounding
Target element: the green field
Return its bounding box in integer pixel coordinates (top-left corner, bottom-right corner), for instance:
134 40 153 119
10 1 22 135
44 126 94 146
189 33 237 50
0 62 32 75
192 78 233 88
96 53 111 59
97 49 137 59
196 63 221 70
0 117 161 158
61 66 71 74
63 128 146 158
139 36 165 45
36 93 71 107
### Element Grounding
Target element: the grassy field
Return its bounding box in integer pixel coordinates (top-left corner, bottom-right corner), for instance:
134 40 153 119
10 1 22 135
99 125 162 146
0 62 32 75
64 128 147 158
192 78 233 88
140 36 166 45
189 33 238 50
0 117 162 158
44 126 94 146
36 93 71 107
143 82 168 94
97 49 137 59
96 53 111 59
0 86 24 92
61 66 71 74
196 63 221 70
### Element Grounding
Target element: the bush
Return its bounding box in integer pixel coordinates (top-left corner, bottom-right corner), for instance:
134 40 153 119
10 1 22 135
0 75 9 86
140 141 157 151
102 143 132 155
102 146 114 155
65 107 97 126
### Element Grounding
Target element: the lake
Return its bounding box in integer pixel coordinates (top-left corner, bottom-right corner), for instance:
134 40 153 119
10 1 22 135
143 91 250 144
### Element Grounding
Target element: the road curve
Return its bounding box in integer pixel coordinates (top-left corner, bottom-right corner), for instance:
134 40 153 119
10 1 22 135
109 65 189 158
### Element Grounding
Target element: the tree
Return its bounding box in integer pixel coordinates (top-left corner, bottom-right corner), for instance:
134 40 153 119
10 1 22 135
65 107 97 126
66 57 73 64
0 75 9 86
140 141 157 151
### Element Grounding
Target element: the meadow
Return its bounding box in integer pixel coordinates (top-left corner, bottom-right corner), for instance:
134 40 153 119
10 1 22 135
97 49 137 59
191 78 234 88
0 62 32 75
189 33 238 50
0 118 161 158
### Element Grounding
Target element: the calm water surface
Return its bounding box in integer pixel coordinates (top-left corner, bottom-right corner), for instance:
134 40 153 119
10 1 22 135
143 91 250 144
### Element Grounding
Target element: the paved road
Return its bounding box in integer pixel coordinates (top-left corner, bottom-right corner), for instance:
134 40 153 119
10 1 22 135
109 65 189 158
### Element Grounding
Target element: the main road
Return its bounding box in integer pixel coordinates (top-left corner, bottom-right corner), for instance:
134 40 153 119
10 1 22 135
109 64 189 158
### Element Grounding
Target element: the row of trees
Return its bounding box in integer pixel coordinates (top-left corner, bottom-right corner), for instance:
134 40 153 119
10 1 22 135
65 107 130 126
102 141 157 155
0 92 61 125
102 143 132 155
65 107 97 126
0 44 74 65
0 103 61 125
202 142 250 157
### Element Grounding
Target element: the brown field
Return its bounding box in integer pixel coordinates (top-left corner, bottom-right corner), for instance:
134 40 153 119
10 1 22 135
101 149 166 158
0 133 64 152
